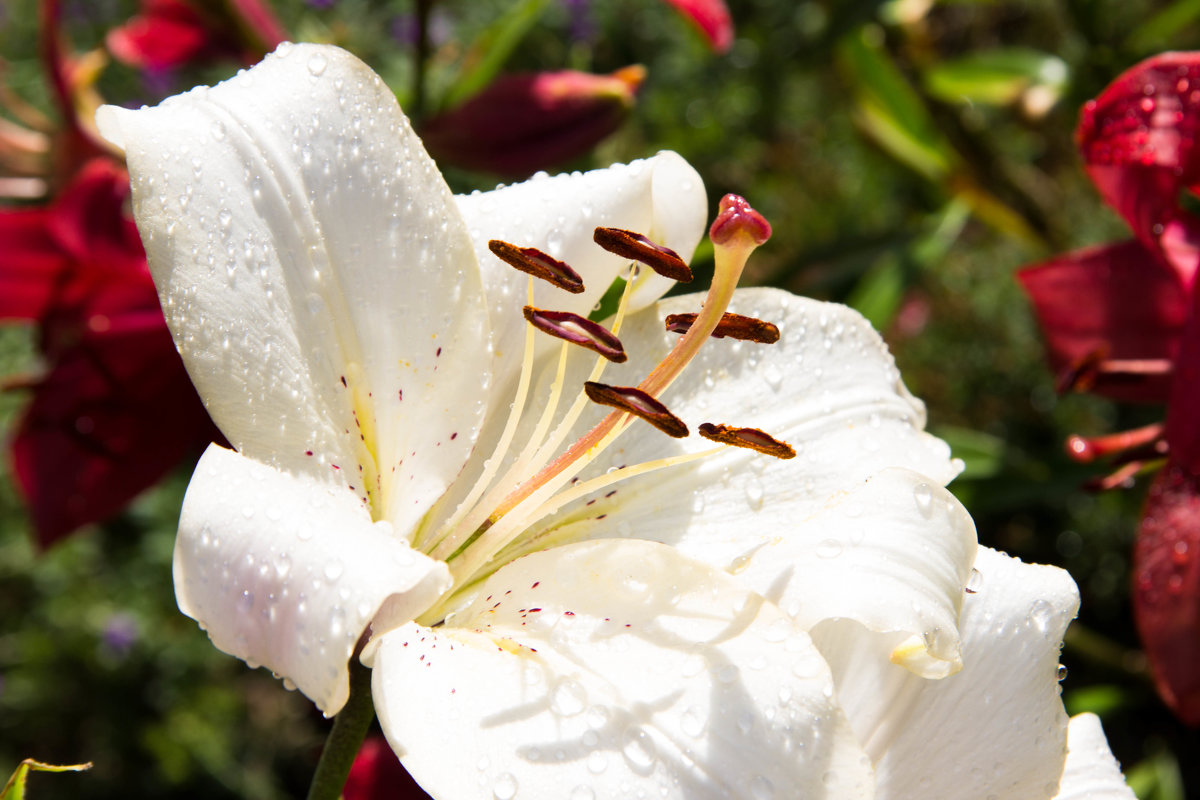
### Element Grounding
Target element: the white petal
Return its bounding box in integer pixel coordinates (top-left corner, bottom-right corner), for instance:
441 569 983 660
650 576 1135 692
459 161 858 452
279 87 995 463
372 539 874 799
175 444 450 714
545 288 971 675
1053 714 1135 800
818 547 1076 799
455 151 706 383
97 43 491 536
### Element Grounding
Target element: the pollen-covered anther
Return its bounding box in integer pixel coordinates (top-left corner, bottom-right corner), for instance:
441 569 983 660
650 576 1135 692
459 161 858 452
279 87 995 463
583 381 688 438
523 306 627 363
665 312 780 343
488 239 585 293
698 422 796 459
593 227 693 282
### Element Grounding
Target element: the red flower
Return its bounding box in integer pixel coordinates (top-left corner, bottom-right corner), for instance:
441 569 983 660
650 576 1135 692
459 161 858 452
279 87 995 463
342 737 430 800
420 66 645 179
1 158 218 546
1017 52 1200 724
106 0 286 71
662 0 734 53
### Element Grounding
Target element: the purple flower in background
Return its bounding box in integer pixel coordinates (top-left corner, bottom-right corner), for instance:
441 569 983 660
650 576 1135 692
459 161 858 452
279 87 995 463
101 612 139 657
562 0 596 42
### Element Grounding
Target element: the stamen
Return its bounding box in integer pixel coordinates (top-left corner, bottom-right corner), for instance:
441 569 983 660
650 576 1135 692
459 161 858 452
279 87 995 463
698 422 796 459
1057 348 1172 394
593 227 693 282
583 382 688 438
488 239 585 293
1066 423 1166 464
665 312 780 343
523 306 627 362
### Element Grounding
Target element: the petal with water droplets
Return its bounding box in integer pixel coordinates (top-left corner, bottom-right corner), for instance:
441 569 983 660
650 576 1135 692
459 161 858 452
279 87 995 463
1052 714 1136 800
372 539 872 799
96 43 491 538
175 445 450 715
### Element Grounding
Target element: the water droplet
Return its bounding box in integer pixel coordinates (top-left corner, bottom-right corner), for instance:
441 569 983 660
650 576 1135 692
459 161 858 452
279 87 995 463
1057 664 1068 682
550 679 587 716
750 775 775 800
737 712 754 734
763 364 783 390
744 480 764 510
324 560 344 582
586 751 608 774
492 773 518 800
308 53 328 76
912 483 933 515
210 120 226 141
1029 599 1053 633
815 539 843 559
965 568 983 594
717 664 740 684
621 727 656 771
680 707 706 737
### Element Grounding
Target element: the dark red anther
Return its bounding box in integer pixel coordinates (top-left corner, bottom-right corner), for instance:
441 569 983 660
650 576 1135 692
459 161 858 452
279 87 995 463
488 240 584 293
697 422 795 459
523 306 627 362
665 312 780 344
710 194 771 245
583 382 688 438
593 227 693 282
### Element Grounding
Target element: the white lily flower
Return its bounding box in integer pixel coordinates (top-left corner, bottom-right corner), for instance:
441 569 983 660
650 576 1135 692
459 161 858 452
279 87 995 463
97 43 1133 799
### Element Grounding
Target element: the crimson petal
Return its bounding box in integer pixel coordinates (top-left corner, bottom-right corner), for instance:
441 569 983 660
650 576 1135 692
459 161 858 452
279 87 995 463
661 0 734 53
342 737 431 800
1134 464 1200 726
1078 53 1200 284
1017 239 1189 403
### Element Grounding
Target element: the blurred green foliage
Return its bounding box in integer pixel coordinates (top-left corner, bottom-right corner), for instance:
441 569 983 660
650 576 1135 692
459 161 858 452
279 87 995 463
3 0 1200 797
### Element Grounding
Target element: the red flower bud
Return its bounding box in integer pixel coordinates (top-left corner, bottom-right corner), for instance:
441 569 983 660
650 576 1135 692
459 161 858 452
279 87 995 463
420 66 645 178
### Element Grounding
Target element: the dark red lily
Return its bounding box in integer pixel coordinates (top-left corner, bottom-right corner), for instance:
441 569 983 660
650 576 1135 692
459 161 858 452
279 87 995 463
1017 52 1200 724
1 158 218 546
420 66 645 179
342 737 430 800
106 0 286 71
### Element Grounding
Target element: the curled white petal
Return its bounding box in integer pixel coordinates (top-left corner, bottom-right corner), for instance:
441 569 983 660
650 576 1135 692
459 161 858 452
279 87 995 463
176 445 450 714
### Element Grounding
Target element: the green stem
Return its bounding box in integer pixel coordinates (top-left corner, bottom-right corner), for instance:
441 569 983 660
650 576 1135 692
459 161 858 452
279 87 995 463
305 660 375 800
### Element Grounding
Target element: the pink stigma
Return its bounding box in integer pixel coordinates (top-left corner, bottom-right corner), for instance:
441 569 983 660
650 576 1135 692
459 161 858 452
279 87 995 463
710 194 771 245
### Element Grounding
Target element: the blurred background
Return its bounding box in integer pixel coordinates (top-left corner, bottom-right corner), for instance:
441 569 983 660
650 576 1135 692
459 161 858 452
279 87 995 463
0 0 1196 796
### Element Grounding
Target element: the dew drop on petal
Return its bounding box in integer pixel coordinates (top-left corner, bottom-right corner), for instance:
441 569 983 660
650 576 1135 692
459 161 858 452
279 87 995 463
550 679 588 716
308 53 328 76
621 727 656 771
1057 664 1068 682
912 482 934 515
815 539 843 559
1029 599 1053 633
744 479 765 510
492 773 518 800
586 751 608 774
750 775 775 800
966 567 983 594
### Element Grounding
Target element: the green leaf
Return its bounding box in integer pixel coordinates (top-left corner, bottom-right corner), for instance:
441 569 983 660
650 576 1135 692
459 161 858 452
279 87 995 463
441 0 554 110
1127 0 1200 53
931 425 1005 480
923 48 1068 107
1063 684 1129 717
1 760 91 800
1126 748 1185 800
838 26 955 180
848 255 904 329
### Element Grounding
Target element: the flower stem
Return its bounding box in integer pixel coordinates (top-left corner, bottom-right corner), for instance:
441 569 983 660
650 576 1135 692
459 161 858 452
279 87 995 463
305 659 374 800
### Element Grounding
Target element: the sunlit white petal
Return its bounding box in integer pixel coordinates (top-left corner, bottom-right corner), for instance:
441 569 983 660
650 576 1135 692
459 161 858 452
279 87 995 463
1053 714 1136 800
815 547 1076 799
98 43 491 536
373 539 874 799
177 445 451 714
